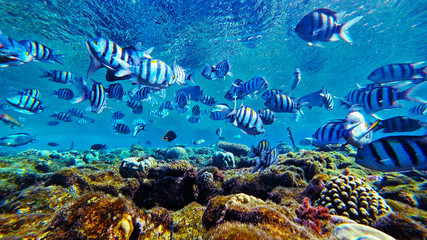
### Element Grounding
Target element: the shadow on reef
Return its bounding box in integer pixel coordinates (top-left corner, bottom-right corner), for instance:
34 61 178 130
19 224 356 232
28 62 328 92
0 144 426 239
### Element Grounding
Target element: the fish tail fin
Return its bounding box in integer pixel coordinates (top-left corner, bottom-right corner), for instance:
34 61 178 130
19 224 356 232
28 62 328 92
52 54 66 65
340 16 363 43
400 81 427 103
39 67 52 78
251 157 261 173
71 77 89 104
187 73 195 84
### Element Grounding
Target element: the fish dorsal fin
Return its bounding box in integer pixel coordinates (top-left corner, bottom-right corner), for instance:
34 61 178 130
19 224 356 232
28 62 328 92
334 11 346 23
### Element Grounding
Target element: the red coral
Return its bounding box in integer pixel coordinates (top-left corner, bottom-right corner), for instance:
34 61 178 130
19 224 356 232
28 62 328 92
295 197 330 234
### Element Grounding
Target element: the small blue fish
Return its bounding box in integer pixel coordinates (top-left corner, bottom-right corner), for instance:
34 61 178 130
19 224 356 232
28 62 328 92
6 95 46 114
53 88 74 100
48 120 60 126
257 108 277 125
51 112 72 122
294 9 363 46
199 94 216 106
19 40 65 64
202 60 231 80
77 117 95 125
229 103 265 135
114 123 131 134
112 111 125 120
105 83 124 101
187 116 200 123
173 91 190 109
40 68 74 85
126 100 143 114
73 78 107 114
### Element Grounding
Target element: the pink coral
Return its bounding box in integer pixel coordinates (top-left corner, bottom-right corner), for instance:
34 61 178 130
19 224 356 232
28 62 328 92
295 197 330 234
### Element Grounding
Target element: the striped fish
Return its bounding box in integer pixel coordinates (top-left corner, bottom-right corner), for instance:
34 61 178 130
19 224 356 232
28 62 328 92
129 87 152 101
68 108 87 118
73 78 107 114
409 104 427 116
187 116 200 123
192 105 201 117
261 89 286 101
105 83 124 100
115 58 175 88
229 103 265 135
20 89 41 98
150 109 169 118
248 140 271 158
126 100 143 114
239 76 269 98
257 108 277 125
294 9 363 46
132 119 147 126
0 30 33 67
356 83 383 92
77 117 95 125
210 103 232 120
53 88 74 100
375 116 425 133
321 87 334 110
86 38 131 78
199 94 217 106
362 84 426 115
19 40 65 64
51 112 72 122
310 122 347 146
5 95 46 114
39 68 74 85
48 120 60 126
338 89 365 108
202 60 231 80
173 91 190 109
368 62 427 83
252 148 279 173
173 61 194 85
114 123 131 134
159 100 174 112
355 135 427 172
112 111 125 120
264 93 303 114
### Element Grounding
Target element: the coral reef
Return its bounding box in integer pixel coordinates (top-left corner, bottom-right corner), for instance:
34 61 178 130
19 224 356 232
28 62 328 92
165 147 189 160
217 141 250 157
316 173 391 225
171 202 206 239
295 197 331 234
211 151 235 169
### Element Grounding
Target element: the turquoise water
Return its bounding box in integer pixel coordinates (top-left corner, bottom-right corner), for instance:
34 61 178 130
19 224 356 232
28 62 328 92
0 0 426 151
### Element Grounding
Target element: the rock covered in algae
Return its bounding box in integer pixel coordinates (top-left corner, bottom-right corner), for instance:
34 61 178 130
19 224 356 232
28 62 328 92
316 173 391 225
330 223 396 240
195 167 224 204
202 193 319 239
119 156 157 178
133 160 198 210
171 202 206 239
211 151 235 169
165 147 189 160
0 185 77 239
217 141 250 157
41 192 173 240
44 167 139 198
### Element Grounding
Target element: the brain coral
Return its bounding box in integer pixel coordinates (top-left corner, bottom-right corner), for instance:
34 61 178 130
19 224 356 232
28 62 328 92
316 174 392 225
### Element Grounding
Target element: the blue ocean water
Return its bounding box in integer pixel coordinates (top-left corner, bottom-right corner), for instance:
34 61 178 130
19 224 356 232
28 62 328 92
0 0 426 151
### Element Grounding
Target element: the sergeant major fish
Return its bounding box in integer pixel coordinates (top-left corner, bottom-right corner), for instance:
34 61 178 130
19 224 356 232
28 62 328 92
202 60 231 80
39 68 74 85
6 95 47 114
228 103 265 135
368 62 427 83
114 58 175 89
252 148 279 173
73 78 107 114
19 40 65 64
355 135 427 172
294 9 363 46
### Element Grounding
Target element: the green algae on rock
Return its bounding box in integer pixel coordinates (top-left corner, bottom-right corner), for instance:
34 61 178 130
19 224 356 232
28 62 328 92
202 193 320 239
171 202 206 239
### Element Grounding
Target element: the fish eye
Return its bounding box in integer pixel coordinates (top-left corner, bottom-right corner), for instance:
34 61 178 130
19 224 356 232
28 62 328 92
370 73 375 76
94 41 98 45
26 52 29 56
358 156 364 160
